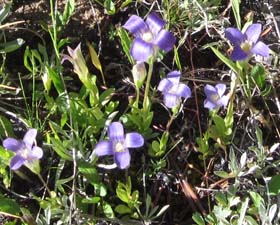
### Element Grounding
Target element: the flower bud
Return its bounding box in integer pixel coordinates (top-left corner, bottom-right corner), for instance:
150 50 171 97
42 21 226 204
132 62 147 88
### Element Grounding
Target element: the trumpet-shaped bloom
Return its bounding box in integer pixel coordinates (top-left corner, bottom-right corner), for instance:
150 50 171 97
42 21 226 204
3 129 43 170
123 12 175 62
225 24 269 61
204 84 229 110
94 122 144 169
157 71 191 108
61 43 89 77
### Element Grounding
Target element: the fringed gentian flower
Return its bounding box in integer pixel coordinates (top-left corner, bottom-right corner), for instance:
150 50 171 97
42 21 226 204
3 129 43 170
123 12 176 62
204 84 229 110
94 122 144 169
225 24 270 61
157 71 191 108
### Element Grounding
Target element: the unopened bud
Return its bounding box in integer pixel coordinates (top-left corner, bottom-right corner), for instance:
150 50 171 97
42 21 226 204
132 62 147 88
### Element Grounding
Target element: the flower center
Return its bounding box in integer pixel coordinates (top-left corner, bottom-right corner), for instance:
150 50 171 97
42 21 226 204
241 41 252 53
210 93 220 102
142 31 154 42
168 83 179 95
20 147 30 159
114 142 125 152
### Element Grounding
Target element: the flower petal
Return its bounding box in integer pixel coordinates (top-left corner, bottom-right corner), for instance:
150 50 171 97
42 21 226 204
250 41 270 57
204 99 217 110
114 151 131 169
125 133 144 148
163 93 179 108
130 38 154 62
153 30 175 52
67 45 75 56
177 83 191 99
23 129 37 150
225 28 246 46
231 46 248 61
204 84 217 97
94 141 114 156
217 95 229 108
3 138 24 152
123 15 147 37
166 71 181 84
10 155 25 170
215 84 226 97
61 54 73 64
146 12 166 36
157 78 173 92
108 122 125 142
245 23 261 43
29 146 43 159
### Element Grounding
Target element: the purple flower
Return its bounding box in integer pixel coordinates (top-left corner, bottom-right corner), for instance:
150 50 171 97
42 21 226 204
225 24 269 61
157 71 191 108
123 12 176 62
94 122 144 169
204 84 229 110
3 129 43 170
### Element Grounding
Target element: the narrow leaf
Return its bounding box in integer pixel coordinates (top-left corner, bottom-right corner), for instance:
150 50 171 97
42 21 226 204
210 46 238 73
86 41 106 86
232 0 241 29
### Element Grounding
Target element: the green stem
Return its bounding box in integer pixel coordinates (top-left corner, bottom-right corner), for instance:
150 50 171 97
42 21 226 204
143 61 154 112
37 173 52 197
135 87 140 109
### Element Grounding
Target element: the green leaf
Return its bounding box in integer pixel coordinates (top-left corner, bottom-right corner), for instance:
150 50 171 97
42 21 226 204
117 28 133 64
104 0 116 15
131 190 139 202
46 66 64 94
210 46 238 73
99 88 114 106
81 196 101 204
120 0 133 9
116 188 129 203
238 197 249 225
50 137 72 161
249 191 263 208
78 161 100 185
102 201 115 219
86 41 106 86
152 141 160 151
0 195 20 215
174 47 182 71
0 2 11 23
62 0 75 25
215 192 228 206
214 171 234 178
251 64 266 89
0 115 14 139
192 212 206 225
244 216 259 225
115 204 132 214
268 174 280 196
196 132 209 156
232 0 241 29
0 38 25 53
154 204 169 218
94 183 107 197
